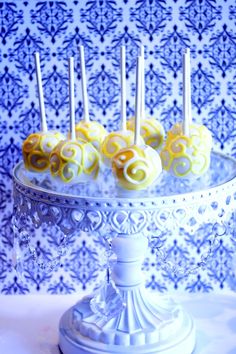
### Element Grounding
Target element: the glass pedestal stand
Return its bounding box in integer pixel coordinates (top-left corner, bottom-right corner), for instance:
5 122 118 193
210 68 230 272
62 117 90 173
13 152 236 354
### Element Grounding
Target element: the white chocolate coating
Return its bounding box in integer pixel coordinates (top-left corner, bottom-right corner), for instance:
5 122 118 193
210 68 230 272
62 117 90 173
50 139 100 184
75 121 107 150
22 131 65 172
127 117 165 150
112 144 162 190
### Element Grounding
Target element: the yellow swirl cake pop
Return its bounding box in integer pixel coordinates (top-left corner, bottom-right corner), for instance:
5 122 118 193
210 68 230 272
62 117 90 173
101 46 144 165
23 131 65 172
127 117 164 150
50 139 99 183
161 48 212 179
112 56 162 191
50 57 100 184
22 52 65 172
75 45 107 150
75 120 107 150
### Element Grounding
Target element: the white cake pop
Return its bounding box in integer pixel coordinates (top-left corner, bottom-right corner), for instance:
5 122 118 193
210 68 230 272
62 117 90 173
127 45 165 151
22 52 65 172
75 45 107 150
50 57 100 184
112 56 162 191
160 48 212 179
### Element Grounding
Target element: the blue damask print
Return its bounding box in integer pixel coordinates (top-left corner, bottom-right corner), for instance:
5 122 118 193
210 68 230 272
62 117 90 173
161 100 182 131
43 65 68 116
179 0 222 40
208 239 234 289
158 25 191 78
144 64 171 115
2 276 29 295
8 28 49 80
206 24 236 77
80 0 122 42
48 275 75 294
191 63 220 114
31 1 73 44
130 0 172 41
57 27 98 78
0 67 28 117
88 64 119 115
110 27 141 77
208 99 236 149
0 2 23 45
69 241 99 290
0 138 21 178
146 275 167 292
185 274 213 292
18 103 41 139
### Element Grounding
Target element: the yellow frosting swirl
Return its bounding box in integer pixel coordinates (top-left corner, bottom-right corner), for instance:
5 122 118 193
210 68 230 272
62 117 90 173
75 121 107 150
22 131 65 172
127 117 165 150
50 140 100 183
161 134 210 178
112 144 162 190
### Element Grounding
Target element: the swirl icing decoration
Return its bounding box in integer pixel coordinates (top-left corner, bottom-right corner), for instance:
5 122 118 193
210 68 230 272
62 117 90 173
127 117 165 150
112 145 162 190
22 131 65 172
100 130 138 166
50 140 100 183
160 133 211 178
166 122 212 152
75 121 107 150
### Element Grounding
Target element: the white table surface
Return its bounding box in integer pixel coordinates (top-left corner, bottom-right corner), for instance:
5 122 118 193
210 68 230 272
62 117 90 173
0 293 236 354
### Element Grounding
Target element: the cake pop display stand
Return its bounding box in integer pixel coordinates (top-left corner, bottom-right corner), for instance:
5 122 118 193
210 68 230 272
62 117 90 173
13 152 236 354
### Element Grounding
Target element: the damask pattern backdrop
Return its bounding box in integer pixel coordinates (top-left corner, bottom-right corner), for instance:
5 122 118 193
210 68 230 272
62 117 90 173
1 0 236 294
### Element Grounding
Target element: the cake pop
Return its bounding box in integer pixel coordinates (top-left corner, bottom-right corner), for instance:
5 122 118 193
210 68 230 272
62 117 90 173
22 52 65 172
75 45 107 150
127 45 165 151
50 57 100 184
112 56 162 191
160 48 212 178
101 46 141 166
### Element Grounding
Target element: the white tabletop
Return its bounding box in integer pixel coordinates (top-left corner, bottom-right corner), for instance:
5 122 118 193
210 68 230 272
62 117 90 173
0 293 236 354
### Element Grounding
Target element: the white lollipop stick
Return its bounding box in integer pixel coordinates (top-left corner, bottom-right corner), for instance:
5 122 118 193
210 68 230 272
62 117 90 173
69 57 76 141
34 52 47 132
120 46 127 131
183 49 191 136
79 45 90 123
186 48 192 126
134 57 142 145
140 45 145 120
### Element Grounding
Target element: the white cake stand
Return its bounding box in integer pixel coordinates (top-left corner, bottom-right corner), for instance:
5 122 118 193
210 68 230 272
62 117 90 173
12 152 236 354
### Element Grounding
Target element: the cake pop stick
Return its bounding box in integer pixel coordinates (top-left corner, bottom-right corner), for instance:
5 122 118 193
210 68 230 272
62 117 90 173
75 45 107 150
100 46 138 165
34 52 47 132
127 45 165 151
22 52 65 172
50 57 100 183
160 48 212 179
112 56 162 190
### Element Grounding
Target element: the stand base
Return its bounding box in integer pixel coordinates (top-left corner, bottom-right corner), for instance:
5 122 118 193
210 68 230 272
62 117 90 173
59 304 195 354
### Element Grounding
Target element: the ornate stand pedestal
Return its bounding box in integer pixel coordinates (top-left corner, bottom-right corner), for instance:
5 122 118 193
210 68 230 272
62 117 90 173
12 152 236 354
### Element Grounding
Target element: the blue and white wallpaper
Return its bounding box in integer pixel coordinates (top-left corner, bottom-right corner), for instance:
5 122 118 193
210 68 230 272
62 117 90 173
1 0 236 294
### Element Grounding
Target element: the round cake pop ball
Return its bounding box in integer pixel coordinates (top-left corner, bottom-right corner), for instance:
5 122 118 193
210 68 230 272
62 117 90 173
50 139 100 184
75 121 107 150
100 130 145 166
127 117 165 151
167 122 212 152
22 131 65 172
112 144 162 190
160 133 211 179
